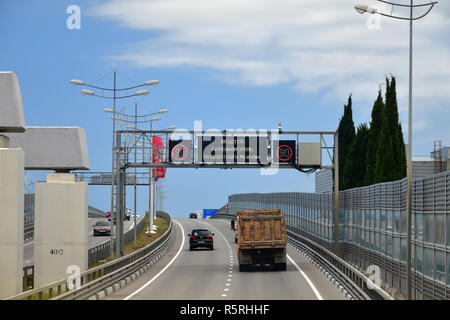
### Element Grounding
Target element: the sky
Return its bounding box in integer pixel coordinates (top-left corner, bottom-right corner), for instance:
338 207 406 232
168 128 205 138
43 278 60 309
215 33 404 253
1 0 449 218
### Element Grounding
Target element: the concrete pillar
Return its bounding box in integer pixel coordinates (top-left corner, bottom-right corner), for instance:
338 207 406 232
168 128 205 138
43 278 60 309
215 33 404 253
34 173 88 288
0 136 24 298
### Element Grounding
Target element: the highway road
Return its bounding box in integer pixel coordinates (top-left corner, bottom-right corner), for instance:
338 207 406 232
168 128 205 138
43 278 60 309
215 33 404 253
105 218 346 300
23 217 143 267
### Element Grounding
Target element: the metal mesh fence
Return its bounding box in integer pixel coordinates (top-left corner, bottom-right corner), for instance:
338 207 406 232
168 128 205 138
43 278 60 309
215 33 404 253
227 171 450 300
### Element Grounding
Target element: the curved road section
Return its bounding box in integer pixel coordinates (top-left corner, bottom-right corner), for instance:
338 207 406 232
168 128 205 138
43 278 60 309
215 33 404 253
105 218 346 300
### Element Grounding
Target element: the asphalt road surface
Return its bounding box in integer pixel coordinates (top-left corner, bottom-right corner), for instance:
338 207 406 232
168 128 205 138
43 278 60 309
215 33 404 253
23 217 142 267
105 218 346 300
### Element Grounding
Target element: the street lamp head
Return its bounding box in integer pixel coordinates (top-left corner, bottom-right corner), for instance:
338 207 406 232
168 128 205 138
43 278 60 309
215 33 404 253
135 89 149 96
104 108 114 113
151 116 162 121
145 80 159 86
158 109 169 114
167 125 176 130
80 89 94 95
70 79 85 85
354 4 378 14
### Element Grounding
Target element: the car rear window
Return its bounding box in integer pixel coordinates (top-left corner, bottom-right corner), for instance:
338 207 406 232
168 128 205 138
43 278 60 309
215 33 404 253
192 230 211 236
96 221 109 226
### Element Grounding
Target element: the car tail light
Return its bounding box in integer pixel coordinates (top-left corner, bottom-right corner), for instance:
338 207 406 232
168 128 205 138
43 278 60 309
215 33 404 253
275 252 285 257
190 236 195 239
207 235 213 239
242 255 249 258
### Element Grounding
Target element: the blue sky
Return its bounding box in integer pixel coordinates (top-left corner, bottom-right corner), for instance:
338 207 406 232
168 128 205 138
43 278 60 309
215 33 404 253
1 0 449 218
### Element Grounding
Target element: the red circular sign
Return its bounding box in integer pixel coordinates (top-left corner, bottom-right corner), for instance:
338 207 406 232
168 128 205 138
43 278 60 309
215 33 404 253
276 145 293 162
171 144 188 161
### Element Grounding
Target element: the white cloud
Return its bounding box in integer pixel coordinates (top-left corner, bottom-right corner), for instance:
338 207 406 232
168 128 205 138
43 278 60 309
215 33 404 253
90 0 450 132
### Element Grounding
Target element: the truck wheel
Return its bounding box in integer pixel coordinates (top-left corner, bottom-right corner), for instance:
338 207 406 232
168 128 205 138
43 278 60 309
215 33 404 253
239 264 249 272
275 263 287 271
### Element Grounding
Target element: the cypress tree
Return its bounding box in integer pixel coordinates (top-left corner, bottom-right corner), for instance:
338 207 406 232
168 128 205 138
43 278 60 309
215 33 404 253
337 95 356 190
366 89 385 185
395 123 407 180
389 77 407 180
375 75 406 183
344 123 369 188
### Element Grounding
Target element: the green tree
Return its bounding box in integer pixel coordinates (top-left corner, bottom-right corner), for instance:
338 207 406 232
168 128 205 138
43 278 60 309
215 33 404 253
389 77 407 180
375 76 406 183
337 95 356 190
344 123 369 188
366 89 385 185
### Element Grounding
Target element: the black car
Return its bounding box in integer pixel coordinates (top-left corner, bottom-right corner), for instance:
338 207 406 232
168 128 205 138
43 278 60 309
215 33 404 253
188 229 214 250
189 213 197 219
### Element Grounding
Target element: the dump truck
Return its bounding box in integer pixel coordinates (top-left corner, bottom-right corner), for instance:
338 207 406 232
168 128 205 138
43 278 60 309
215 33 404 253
236 209 287 271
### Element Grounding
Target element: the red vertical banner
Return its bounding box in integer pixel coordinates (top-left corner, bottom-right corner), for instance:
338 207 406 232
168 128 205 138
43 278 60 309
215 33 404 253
152 136 166 178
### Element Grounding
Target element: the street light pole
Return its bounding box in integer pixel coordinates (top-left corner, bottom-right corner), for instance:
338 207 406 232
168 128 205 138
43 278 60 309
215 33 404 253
147 117 163 236
70 72 158 259
149 120 154 236
134 103 138 249
406 0 414 300
111 71 117 259
354 0 437 300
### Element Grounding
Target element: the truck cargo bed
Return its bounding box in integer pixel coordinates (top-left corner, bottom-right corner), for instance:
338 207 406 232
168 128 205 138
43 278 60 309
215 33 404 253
237 210 286 250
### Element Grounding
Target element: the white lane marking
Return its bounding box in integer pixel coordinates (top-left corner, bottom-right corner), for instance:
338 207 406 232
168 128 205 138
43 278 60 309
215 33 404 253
287 254 323 300
198 220 235 299
123 219 185 300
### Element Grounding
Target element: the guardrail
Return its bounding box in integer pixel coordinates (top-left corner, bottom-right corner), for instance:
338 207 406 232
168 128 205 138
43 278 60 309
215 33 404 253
287 228 392 300
7 211 172 300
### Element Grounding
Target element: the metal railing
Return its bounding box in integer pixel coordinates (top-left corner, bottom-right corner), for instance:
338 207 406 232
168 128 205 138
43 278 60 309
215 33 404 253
7 211 172 300
219 171 450 300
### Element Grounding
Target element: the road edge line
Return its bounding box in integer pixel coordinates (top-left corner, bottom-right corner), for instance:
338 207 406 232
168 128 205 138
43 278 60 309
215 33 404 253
123 219 185 300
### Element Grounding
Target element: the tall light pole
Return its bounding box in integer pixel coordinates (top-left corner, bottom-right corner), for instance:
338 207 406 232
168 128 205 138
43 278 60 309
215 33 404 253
149 116 162 236
122 109 171 246
354 0 437 300
70 73 159 259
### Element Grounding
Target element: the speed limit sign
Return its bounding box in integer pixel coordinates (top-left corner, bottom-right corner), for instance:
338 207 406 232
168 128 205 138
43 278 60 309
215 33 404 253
273 140 296 164
169 140 192 163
